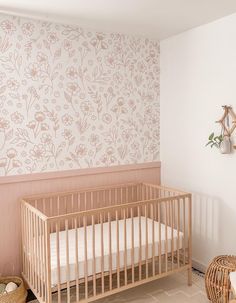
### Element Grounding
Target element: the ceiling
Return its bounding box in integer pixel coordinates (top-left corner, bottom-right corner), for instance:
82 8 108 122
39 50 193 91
0 0 236 40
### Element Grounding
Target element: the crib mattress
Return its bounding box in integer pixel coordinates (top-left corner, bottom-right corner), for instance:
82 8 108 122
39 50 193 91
50 216 183 286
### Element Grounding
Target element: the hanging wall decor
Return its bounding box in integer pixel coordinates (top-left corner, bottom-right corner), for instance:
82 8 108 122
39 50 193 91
216 105 236 154
216 105 236 136
206 105 236 154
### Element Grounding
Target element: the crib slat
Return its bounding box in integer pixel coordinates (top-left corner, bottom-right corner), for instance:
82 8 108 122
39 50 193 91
108 211 112 291
24 206 28 279
49 197 53 217
77 193 80 212
100 212 105 294
44 219 47 302
145 204 148 278
152 203 155 276
26 207 31 291
108 189 112 208
29 209 32 286
92 214 96 297
101 190 105 215
116 210 120 288
36 214 40 294
35 213 39 292
94 191 97 212
171 200 174 270
168 200 171 232
84 192 90 210
131 207 135 283
38 217 42 299
151 186 154 200
188 195 192 285
70 194 74 212
115 188 118 206
45 220 52 303
177 198 180 268
158 202 162 274
126 187 129 217
65 219 70 302
89 191 92 211
29 210 32 287
165 202 168 273
56 221 61 303
35 213 38 291
57 196 60 216
91 192 94 210
84 215 88 299
32 211 35 288
71 193 74 213
33 212 36 291
75 217 79 301
32 213 38 291
64 196 67 214
21 203 28 286
40 216 45 301
32 212 35 290
138 206 142 281
124 208 127 286
183 198 186 265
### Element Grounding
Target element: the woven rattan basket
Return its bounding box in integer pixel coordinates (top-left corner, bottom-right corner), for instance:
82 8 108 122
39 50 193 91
0 276 27 303
205 255 236 303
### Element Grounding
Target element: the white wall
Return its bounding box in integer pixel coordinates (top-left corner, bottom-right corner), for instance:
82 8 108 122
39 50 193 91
160 13 236 270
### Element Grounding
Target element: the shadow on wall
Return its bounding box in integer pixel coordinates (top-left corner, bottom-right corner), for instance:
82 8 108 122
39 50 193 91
192 192 220 270
192 192 236 271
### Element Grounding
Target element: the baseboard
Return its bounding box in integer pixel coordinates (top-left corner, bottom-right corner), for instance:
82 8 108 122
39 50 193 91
192 259 207 274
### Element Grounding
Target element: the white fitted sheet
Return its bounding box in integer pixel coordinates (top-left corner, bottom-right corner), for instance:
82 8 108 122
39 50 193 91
50 216 183 286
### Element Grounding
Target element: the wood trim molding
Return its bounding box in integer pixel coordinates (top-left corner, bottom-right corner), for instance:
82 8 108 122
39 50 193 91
0 161 161 185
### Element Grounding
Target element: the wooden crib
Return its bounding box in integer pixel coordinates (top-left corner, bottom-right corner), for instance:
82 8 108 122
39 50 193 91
21 182 192 303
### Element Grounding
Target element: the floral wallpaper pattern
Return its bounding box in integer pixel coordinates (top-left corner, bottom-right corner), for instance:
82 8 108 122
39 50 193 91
0 14 160 176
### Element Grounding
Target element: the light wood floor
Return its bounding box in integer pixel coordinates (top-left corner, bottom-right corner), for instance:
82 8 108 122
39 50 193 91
30 270 209 302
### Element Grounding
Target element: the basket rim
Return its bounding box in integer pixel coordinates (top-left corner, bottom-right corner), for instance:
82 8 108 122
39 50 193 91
0 276 26 298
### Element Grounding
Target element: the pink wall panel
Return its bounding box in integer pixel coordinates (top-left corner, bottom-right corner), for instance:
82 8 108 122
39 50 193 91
0 162 160 276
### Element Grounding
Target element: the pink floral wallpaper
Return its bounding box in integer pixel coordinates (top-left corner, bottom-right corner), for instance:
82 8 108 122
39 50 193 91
0 14 160 176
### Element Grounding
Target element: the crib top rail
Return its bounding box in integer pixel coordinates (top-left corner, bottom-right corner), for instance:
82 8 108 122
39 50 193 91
22 182 138 200
142 183 189 196
22 182 188 201
21 182 191 221
21 193 191 223
47 192 191 223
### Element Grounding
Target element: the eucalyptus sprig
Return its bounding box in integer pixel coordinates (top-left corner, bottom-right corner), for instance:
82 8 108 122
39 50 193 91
206 132 223 149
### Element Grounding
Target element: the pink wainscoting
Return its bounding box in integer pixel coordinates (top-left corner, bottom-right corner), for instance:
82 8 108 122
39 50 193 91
0 162 161 276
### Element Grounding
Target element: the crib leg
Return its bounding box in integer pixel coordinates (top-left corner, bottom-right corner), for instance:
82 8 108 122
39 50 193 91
188 266 192 286
47 288 52 303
